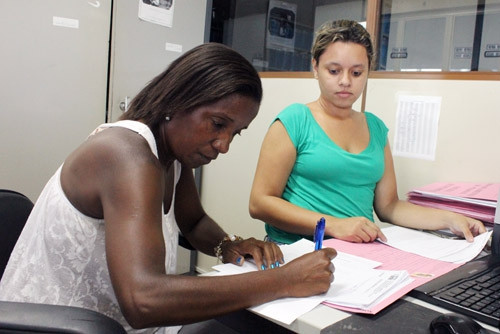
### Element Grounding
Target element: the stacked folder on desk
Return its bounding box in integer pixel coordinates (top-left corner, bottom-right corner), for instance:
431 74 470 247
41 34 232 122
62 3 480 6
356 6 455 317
407 182 500 224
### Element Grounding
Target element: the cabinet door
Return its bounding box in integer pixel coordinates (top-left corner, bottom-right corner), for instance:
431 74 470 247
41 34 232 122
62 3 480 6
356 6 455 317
0 0 111 201
108 0 208 122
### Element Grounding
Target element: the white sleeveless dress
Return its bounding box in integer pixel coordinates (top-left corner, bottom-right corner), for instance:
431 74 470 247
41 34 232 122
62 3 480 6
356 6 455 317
0 120 182 334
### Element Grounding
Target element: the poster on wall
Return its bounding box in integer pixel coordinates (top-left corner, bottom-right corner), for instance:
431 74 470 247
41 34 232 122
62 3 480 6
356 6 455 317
138 0 174 28
266 0 297 51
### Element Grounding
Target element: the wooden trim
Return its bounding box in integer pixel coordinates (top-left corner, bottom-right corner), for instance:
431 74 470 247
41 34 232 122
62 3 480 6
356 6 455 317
365 0 381 50
368 71 500 81
259 72 313 79
363 0 381 112
259 70 500 81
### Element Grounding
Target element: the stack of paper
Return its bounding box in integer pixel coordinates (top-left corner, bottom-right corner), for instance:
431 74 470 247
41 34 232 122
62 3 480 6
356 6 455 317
323 266 411 311
407 182 499 223
209 226 486 324
211 239 413 325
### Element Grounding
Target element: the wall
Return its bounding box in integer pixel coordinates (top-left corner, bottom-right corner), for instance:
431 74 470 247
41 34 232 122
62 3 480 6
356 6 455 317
198 76 500 273
0 1 112 202
366 78 500 196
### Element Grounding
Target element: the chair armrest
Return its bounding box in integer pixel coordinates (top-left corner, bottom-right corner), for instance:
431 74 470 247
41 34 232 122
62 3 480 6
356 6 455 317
0 300 126 334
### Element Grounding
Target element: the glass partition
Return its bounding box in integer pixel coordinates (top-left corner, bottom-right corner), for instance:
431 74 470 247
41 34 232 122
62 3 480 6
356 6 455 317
210 0 366 72
377 0 500 72
209 0 500 73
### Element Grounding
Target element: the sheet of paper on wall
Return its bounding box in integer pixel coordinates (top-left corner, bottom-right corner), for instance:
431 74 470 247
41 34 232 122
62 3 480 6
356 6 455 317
393 95 441 160
138 0 174 28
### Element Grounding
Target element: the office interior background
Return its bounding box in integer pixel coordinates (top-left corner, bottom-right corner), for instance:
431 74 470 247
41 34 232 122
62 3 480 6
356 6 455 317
1 0 499 274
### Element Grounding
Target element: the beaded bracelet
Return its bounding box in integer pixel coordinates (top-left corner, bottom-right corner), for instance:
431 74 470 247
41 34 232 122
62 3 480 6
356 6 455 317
214 234 243 262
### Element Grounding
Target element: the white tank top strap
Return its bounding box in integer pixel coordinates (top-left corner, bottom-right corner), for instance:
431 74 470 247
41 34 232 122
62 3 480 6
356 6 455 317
90 120 159 158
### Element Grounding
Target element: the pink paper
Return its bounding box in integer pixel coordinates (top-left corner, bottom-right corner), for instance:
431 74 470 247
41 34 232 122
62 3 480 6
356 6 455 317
412 182 500 201
322 238 461 314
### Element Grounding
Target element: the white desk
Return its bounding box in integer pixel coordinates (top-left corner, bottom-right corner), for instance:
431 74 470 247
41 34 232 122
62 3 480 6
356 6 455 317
256 295 500 334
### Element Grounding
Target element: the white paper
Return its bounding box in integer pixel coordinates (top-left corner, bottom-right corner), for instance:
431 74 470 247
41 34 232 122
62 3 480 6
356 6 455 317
380 225 492 263
393 95 441 160
324 268 412 309
138 0 174 28
165 42 182 53
53 16 79 29
211 239 412 324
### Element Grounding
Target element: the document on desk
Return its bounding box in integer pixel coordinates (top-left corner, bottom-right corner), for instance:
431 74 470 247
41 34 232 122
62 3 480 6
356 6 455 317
322 237 462 315
380 226 492 263
322 265 412 310
211 239 412 325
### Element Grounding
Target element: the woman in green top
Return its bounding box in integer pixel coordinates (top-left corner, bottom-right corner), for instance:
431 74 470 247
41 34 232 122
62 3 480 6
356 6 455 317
249 20 485 244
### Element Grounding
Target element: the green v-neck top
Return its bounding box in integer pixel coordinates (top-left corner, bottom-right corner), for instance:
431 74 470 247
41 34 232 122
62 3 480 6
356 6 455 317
265 103 388 244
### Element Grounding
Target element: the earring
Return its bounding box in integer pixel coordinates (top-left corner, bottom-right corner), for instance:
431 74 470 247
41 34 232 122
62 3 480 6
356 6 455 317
165 116 170 122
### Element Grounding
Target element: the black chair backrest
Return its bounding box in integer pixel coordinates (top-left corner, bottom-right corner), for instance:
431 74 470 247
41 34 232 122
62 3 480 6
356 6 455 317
0 189 34 280
0 189 128 333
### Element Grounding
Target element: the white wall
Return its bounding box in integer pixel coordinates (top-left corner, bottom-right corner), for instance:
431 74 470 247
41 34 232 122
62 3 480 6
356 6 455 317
366 78 500 197
198 77 500 273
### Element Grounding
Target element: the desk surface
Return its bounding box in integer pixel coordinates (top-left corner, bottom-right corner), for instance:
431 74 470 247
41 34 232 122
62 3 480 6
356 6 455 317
262 296 500 334
213 293 499 334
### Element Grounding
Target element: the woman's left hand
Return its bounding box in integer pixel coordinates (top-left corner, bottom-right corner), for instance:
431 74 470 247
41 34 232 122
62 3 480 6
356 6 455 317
448 214 487 242
221 237 284 270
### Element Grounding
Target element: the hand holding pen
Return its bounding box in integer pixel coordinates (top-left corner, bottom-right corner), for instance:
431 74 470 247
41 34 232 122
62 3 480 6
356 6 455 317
272 216 336 297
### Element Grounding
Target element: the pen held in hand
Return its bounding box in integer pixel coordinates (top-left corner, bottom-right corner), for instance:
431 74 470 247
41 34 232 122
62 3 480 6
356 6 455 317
314 217 326 250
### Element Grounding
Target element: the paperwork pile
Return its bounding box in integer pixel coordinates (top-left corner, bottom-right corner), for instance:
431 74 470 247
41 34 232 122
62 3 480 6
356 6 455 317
210 227 491 325
407 182 499 224
211 239 413 325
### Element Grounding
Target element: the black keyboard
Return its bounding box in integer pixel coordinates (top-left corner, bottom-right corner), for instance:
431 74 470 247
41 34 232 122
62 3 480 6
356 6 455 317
410 254 500 328
432 268 500 318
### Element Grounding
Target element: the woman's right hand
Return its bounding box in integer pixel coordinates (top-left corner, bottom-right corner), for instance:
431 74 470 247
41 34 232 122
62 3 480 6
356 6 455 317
328 217 387 243
279 248 337 298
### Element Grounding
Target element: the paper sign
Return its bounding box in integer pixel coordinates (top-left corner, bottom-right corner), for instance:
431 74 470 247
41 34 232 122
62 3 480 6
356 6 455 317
53 16 79 29
138 0 174 28
393 95 441 160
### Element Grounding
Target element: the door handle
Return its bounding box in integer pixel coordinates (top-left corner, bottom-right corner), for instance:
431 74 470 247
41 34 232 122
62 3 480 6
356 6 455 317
119 96 130 112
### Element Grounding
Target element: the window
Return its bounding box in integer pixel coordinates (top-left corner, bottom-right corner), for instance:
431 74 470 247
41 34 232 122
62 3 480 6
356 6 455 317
377 0 500 72
210 0 500 74
210 0 367 72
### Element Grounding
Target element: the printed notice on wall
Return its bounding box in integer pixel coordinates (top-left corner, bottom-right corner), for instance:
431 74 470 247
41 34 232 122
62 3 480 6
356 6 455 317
138 0 174 28
393 95 441 161
266 0 297 50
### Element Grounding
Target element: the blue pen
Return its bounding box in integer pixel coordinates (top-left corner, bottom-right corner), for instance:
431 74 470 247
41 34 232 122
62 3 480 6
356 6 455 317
314 217 325 250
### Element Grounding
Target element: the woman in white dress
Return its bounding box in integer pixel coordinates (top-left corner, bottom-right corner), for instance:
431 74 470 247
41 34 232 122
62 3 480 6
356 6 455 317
0 43 336 333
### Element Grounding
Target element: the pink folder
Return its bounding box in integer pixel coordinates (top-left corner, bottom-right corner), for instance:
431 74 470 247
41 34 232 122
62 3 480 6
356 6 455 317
408 182 500 223
322 238 461 314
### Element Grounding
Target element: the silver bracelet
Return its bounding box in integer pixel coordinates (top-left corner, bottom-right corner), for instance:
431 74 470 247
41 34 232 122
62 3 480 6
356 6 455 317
214 234 243 262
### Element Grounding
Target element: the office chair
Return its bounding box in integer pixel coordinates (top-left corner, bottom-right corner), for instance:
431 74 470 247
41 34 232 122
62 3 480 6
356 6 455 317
0 189 126 333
